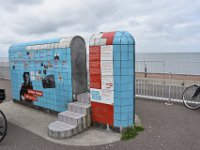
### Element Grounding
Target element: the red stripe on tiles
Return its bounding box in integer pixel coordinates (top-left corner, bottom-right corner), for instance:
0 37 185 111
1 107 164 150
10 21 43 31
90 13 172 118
89 61 101 75
89 46 101 61
89 46 101 89
90 74 101 89
91 101 114 126
102 32 115 45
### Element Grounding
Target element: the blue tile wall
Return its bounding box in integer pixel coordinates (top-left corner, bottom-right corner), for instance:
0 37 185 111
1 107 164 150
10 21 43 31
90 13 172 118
113 31 135 128
9 38 73 112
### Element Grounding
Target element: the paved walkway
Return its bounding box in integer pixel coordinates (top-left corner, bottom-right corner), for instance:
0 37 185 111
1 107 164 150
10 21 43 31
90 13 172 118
0 101 121 146
1 80 200 149
131 99 200 150
1 99 200 150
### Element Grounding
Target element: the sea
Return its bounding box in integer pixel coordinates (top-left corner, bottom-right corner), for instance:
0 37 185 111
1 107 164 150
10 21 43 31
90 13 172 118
136 53 200 75
1 53 200 75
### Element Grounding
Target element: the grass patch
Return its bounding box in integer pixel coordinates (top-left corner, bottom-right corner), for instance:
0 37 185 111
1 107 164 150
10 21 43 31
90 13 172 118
134 126 145 132
121 125 144 140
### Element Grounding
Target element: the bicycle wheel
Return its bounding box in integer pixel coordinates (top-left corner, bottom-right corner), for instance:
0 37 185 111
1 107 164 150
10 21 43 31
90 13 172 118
0 110 7 142
182 85 200 110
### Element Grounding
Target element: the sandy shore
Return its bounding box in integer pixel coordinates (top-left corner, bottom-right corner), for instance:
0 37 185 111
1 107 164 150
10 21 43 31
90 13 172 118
136 72 200 81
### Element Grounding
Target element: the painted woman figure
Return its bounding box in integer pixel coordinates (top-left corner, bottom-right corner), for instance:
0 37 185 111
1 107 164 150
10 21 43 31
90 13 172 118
20 72 33 101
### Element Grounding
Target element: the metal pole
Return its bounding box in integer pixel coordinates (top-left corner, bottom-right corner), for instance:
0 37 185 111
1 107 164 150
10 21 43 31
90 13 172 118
0 66 3 79
165 72 173 105
144 64 147 78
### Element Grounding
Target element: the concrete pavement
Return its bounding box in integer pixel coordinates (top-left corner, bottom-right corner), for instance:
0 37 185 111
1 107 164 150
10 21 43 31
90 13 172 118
1 80 200 150
2 99 200 150
0 101 121 146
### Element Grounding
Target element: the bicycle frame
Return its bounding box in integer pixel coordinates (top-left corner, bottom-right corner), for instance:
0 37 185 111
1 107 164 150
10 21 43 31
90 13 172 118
182 85 200 110
0 89 7 142
192 86 200 99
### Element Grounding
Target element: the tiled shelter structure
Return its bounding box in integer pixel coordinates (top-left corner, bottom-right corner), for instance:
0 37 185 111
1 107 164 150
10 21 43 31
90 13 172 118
9 36 88 112
89 31 135 128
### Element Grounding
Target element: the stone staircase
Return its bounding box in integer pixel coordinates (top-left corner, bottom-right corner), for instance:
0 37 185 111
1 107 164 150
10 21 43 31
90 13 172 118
48 93 91 139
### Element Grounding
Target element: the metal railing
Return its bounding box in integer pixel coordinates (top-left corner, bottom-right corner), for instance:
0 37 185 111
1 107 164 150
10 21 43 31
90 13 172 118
0 59 200 103
0 62 10 80
135 61 200 103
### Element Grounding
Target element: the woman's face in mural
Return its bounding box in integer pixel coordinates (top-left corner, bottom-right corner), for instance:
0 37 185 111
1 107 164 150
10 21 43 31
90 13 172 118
24 73 30 84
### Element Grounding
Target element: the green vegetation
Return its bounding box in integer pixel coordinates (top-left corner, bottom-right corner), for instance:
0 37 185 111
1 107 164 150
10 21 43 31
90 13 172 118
121 125 144 140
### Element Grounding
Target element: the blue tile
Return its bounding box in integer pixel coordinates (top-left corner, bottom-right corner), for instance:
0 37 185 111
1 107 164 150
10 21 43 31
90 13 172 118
120 37 129 45
113 45 121 61
113 31 124 45
121 68 129 76
120 85 133 92
128 119 134 127
114 120 121 127
114 110 121 121
114 97 121 105
128 44 134 52
114 91 122 98
124 31 135 45
114 105 121 119
121 53 129 61
127 83 134 91
113 68 121 76
126 91 134 98
121 105 133 113
121 120 129 128
114 75 120 83
120 98 132 106
114 52 120 61
113 60 121 69
120 111 130 121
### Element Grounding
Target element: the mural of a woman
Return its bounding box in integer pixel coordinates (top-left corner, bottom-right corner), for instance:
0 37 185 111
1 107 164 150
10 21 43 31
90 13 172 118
20 72 33 102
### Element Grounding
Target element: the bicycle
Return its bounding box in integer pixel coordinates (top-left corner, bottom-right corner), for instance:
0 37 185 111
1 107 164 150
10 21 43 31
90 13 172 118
0 89 7 142
182 85 200 110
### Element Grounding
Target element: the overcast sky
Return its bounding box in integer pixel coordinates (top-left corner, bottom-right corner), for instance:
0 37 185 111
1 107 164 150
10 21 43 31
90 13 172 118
0 0 199 57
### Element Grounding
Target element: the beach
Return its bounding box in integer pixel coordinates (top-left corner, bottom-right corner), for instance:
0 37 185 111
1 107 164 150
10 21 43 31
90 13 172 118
136 72 200 82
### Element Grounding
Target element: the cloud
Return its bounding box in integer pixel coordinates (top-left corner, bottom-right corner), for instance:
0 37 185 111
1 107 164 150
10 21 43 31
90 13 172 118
0 0 42 12
0 0 200 57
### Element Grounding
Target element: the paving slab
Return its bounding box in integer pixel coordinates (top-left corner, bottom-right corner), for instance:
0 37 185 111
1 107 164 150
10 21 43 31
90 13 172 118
0 101 121 146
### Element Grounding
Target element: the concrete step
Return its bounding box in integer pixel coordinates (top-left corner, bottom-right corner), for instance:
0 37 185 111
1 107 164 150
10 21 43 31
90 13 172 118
48 95 91 139
48 121 76 139
58 111 85 125
68 102 91 115
67 102 91 127
77 93 90 104
58 111 88 133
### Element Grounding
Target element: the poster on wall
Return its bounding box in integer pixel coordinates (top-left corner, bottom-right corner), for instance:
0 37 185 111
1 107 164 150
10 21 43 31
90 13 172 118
90 45 114 105
101 45 113 76
30 71 35 81
42 75 56 88
101 61 113 75
90 88 114 104
20 72 43 102
101 75 114 90
101 89 114 104
101 45 113 61
90 88 101 102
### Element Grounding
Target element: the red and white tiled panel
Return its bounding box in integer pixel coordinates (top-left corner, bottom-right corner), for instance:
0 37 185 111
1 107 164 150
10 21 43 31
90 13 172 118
89 32 116 126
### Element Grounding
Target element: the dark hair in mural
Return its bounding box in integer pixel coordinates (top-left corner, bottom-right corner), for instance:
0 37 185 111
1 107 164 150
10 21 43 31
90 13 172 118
20 72 33 101
42 75 56 88
54 54 59 60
